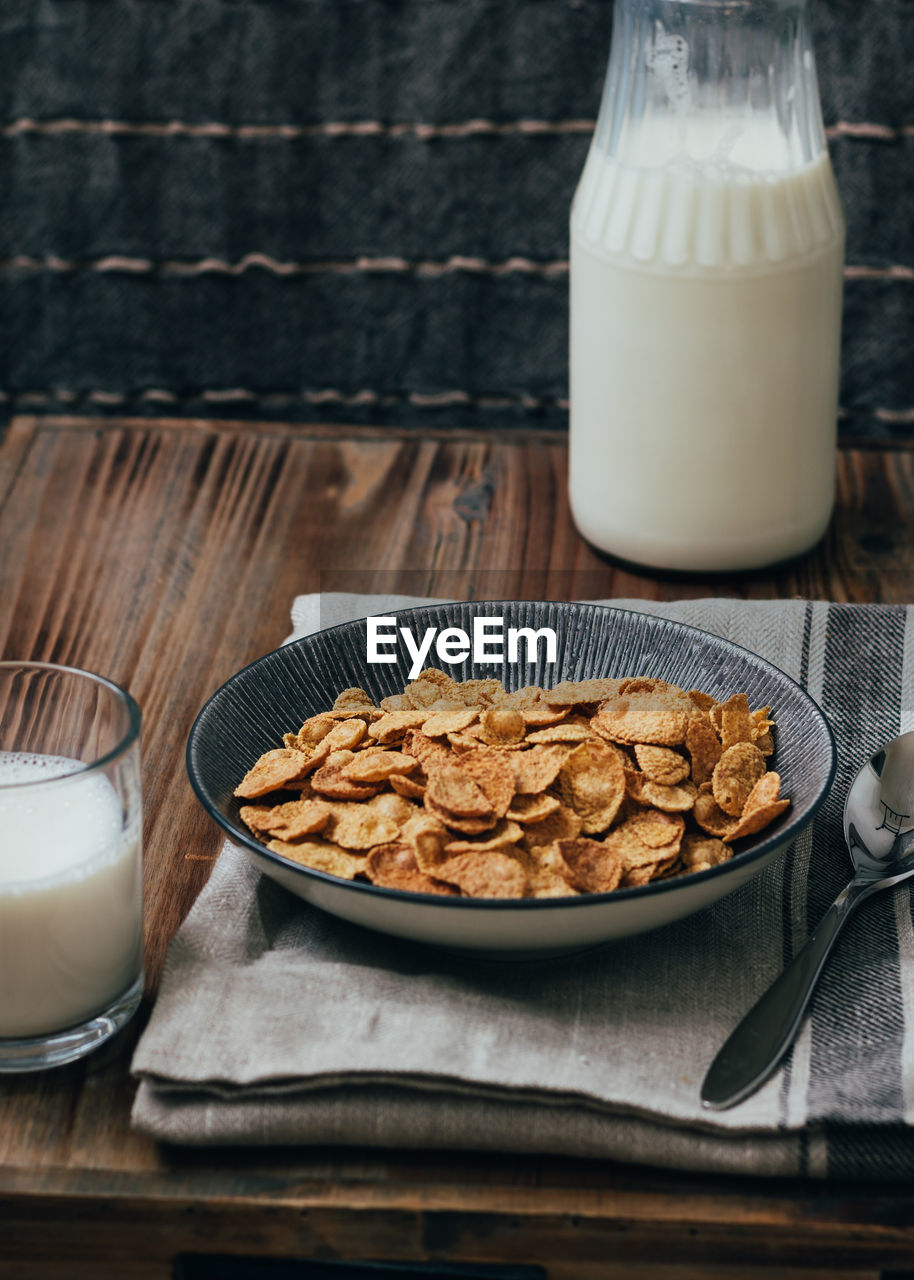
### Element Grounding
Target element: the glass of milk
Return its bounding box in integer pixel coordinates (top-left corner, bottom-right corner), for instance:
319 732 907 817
570 0 845 572
0 662 143 1071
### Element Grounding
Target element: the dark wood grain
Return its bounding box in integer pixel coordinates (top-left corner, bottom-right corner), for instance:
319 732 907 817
2 414 914 1277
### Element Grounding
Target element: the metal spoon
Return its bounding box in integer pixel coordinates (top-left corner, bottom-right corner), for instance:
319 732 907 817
701 730 914 1111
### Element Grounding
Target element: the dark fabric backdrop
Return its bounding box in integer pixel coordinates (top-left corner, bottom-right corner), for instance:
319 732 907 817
0 0 911 438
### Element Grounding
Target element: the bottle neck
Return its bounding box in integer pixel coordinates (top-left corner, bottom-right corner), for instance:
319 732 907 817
595 0 827 176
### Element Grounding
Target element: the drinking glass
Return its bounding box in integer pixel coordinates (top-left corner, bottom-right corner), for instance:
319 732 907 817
0 661 143 1071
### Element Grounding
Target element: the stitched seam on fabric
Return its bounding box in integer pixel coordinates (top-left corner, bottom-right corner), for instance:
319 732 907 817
1 254 911 281
2 118 597 139
1 388 572 410
2 117 913 141
839 407 914 424
845 265 914 282
4 388 914 419
0 253 572 278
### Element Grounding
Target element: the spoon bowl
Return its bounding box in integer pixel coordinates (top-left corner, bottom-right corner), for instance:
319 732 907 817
702 730 914 1111
844 732 914 876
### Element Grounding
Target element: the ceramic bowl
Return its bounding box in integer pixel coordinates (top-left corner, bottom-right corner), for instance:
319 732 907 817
187 601 836 957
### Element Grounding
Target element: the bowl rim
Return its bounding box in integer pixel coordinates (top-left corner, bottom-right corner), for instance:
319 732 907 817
187 600 838 911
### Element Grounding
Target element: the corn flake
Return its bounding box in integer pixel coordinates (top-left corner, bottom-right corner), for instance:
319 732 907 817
633 744 691 786
236 669 790 899
558 740 626 834
435 850 527 898
556 837 624 894
234 749 312 799
712 742 768 817
365 842 457 894
240 798 332 840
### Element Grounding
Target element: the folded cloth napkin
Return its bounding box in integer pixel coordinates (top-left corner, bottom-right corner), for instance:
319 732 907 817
132 594 914 1179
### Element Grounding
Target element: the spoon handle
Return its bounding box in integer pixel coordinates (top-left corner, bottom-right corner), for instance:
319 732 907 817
701 876 875 1110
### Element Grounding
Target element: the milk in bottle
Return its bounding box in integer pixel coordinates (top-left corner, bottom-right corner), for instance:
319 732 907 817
569 0 845 571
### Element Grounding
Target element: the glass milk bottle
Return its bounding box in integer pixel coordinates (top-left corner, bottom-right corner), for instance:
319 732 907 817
569 0 844 572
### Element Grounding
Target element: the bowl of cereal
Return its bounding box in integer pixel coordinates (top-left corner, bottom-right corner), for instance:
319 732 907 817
187 601 835 955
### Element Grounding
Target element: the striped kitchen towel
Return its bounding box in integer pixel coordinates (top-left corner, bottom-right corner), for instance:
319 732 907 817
132 594 914 1179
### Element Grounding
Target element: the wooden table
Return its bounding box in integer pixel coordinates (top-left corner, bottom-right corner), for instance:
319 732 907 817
2 413 914 1279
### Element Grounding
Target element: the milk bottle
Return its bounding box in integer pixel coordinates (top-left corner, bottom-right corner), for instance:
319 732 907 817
569 0 845 572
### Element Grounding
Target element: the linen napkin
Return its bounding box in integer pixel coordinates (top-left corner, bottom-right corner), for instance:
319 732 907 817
132 594 914 1179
